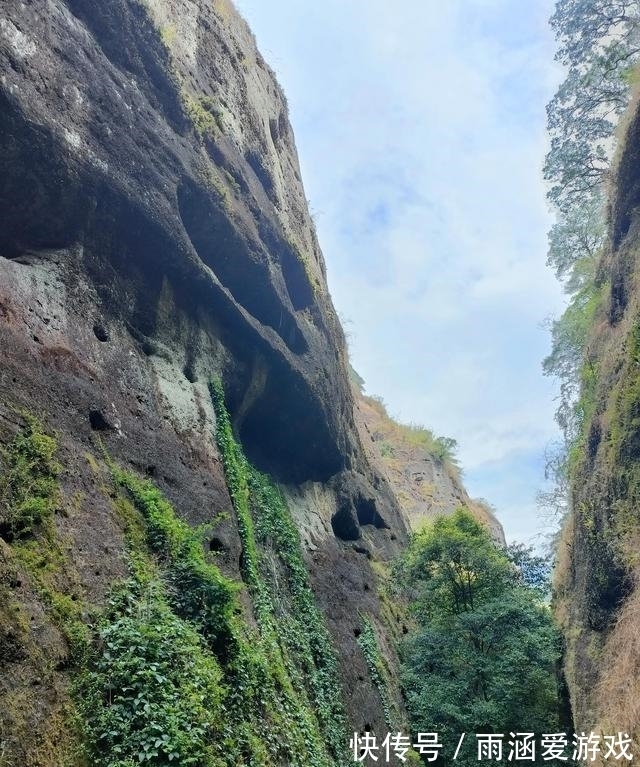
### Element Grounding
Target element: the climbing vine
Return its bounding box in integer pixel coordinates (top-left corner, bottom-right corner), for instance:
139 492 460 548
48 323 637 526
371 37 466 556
209 378 348 763
108 464 345 767
0 404 351 766
357 617 393 729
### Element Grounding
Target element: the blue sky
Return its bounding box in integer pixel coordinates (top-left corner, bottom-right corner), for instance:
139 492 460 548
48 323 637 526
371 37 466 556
233 0 566 546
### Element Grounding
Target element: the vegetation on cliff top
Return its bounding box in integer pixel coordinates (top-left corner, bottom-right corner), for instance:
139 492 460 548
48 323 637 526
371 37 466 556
361 393 460 477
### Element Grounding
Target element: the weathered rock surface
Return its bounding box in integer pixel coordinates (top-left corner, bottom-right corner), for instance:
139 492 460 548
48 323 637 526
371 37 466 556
0 0 502 762
0 0 413 759
356 394 505 544
555 95 640 745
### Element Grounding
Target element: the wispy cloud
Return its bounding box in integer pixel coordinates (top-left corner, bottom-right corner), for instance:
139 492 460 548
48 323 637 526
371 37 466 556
234 0 565 543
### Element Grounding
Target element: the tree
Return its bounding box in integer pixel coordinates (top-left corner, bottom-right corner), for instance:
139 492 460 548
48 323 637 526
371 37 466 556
505 542 553 596
546 192 604 290
397 509 562 766
551 0 640 69
545 0 640 215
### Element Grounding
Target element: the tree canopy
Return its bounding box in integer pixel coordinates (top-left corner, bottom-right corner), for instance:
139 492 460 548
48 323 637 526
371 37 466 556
397 509 562 766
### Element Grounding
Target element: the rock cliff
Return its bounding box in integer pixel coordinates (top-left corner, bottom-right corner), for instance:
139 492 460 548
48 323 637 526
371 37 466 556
356 394 505 544
554 95 640 749
0 1 502 764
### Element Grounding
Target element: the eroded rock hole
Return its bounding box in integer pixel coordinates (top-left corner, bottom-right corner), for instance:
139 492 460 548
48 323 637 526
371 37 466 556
89 409 112 431
331 503 360 541
209 537 226 553
355 495 388 530
353 627 362 638
0 522 14 544
183 364 197 383
588 419 601 459
93 324 109 342
610 272 628 324
269 117 279 144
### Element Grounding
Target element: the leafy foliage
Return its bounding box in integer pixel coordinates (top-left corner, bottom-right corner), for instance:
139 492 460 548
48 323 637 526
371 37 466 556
112 469 237 658
397 509 561 766
0 407 346 766
71 448 350 767
543 274 604 446
546 193 604 289
184 94 225 137
111 457 347 767
505 542 553 597
402 426 459 466
76 579 225 767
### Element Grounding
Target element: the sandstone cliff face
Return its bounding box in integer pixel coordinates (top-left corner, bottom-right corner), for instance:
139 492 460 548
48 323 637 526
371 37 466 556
0 1 413 761
0 1 500 763
554 97 640 748
356 395 505 544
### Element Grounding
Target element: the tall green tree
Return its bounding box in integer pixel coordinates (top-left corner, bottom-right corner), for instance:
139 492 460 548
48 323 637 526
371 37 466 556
397 510 562 766
545 0 640 215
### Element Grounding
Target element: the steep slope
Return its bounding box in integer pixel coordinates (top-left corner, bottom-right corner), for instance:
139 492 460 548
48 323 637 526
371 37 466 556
356 394 505 544
0 1 413 762
0 1 505 764
554 95 640 749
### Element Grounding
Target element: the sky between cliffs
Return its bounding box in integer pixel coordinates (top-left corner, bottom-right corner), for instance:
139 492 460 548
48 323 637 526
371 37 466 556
234 0 565 546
